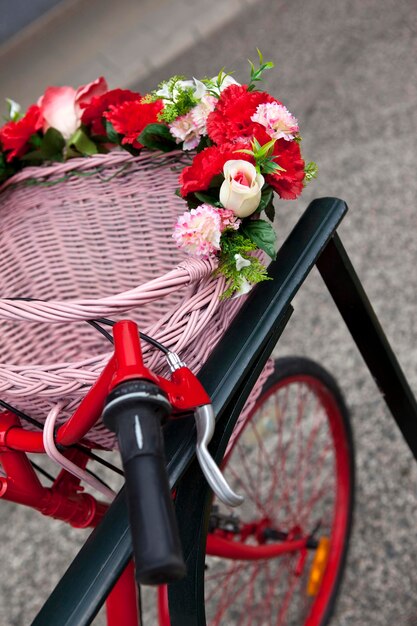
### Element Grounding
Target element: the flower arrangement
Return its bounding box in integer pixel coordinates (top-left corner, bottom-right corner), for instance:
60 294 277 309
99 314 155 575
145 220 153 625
0 51 317 298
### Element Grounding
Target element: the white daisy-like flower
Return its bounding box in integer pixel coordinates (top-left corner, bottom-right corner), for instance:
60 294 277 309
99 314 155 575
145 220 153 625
234 253 251 271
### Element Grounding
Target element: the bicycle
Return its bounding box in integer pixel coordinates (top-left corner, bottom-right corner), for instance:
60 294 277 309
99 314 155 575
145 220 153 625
1 147 353 624
1 166 416 626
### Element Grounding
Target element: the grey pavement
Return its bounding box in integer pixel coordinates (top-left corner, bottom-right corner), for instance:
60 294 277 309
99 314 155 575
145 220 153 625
1 0 417 624
0 0 259 111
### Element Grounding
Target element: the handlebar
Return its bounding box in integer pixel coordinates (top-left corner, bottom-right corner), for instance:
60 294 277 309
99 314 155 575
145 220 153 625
102 378 186 586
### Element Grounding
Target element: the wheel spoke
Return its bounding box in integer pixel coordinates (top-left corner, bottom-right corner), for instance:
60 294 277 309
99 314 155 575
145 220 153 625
200 362 353 626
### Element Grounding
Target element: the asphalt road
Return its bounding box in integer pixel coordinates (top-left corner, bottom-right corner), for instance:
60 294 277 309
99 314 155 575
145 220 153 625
0 0 417 624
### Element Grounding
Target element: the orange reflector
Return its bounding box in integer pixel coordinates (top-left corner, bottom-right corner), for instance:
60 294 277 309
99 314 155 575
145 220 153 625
307 537 330 596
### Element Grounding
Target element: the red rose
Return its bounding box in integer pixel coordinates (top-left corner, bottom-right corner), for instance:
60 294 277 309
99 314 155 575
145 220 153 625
0 104 43 162
81 89 141 136
179 143 254 197
207 84 278 145
103 99 163 149
266 138 305 200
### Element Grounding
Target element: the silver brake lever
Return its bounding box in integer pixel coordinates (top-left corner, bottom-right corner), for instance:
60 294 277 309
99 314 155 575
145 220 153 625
165 352 243 507
194 404 244 507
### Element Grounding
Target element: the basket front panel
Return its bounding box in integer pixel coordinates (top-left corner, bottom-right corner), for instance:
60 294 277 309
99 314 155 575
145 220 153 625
0 155 188 367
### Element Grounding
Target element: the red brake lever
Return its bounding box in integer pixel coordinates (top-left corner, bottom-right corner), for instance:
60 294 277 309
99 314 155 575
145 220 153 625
110 320 211 415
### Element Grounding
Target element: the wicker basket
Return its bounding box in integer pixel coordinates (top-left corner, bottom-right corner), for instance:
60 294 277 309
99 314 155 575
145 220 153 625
0 151 267 449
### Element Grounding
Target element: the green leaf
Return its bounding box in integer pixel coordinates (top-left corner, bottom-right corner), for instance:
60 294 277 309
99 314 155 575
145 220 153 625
261 159 286 175
247 50 274 91
0 151 17 181
20 150 46 162
257 186 274 216
264 200 275 222
304 161 318 183
257 138 276 158
235 148 254 156
138 123 177 152
208 173 224 189
105 120 120 144
23 128 75 162
24 128 65 162
196 134 213 152
241 219 277 259
194 191 223 207
28 133 42 148
40 127 65 159
69 128 98 156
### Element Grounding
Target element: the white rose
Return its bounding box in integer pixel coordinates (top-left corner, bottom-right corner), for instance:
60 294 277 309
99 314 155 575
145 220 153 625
219 160 264 218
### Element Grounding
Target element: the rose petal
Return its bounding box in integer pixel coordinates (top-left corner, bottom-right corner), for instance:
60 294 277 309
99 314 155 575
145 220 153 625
75 76 108 114
38 86 77 139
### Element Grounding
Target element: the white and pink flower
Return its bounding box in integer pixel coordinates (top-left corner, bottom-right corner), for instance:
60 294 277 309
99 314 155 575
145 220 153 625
173 204 240 258
169 112 201 150
169 95 217 150
219 160 264 218
38 76 108 140
191 95 217 135
251 102 299 141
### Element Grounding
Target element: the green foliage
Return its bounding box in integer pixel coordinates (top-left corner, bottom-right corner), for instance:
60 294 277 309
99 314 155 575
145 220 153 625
184 173 225 210
216 230 271 299
153 76 199 123
247 49 274 92
241 218 277 259
138 123 177 152
196 134 213 152
194 191 223 207
304 161 318 184
237 137 285 175
69 128 98 156
257 185 275 220
202 69 234 97
0 152 17 182
21 128 66 163
105 120 120 145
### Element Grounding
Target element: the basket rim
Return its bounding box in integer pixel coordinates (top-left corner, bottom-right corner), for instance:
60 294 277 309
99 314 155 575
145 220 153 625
0 150 186 190
0 257 218 323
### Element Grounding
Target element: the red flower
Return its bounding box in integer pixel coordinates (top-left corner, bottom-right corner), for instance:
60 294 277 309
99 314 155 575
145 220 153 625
103 99 163 149
207 84 278 145
81 89 141 136
179 143 254 197
266 139 305 200
0 105 43 162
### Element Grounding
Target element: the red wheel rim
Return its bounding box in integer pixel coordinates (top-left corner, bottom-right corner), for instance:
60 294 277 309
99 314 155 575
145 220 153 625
204 373 352 626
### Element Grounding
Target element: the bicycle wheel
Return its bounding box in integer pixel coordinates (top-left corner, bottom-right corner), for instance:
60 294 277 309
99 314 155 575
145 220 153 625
170 356 354 626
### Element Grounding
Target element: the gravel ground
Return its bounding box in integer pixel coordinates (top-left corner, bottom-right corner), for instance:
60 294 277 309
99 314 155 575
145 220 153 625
1 0 417 624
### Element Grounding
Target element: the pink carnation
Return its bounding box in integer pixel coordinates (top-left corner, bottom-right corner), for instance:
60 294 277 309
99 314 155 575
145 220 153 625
169 111 201 150
191 95 217 135
251 102 299 141
218 208 241 231
173 204 239 258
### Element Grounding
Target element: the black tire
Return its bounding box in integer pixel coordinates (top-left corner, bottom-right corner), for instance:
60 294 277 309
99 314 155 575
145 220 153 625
169 357 355 626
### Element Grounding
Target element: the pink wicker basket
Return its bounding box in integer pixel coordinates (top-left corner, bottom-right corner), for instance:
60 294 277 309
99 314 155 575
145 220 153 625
0 151 271 449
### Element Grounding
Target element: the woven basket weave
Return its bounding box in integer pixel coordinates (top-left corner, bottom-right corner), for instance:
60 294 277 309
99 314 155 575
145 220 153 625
0 151 271 449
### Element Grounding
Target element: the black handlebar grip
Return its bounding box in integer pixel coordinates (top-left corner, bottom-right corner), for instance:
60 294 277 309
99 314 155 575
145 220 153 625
102 379 186 586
